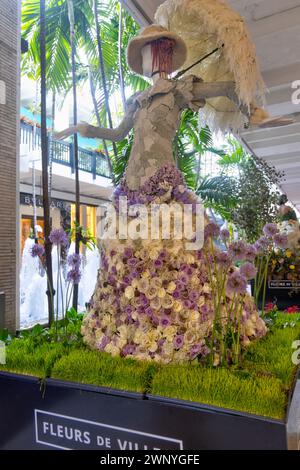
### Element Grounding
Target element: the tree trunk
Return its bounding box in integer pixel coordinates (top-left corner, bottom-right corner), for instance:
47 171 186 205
88 65 112 177
93 0 116 185
40 0 54 325
67 0 80 311
118 3 126 113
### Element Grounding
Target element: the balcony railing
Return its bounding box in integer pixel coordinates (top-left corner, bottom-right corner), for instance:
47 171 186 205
20 121 111 179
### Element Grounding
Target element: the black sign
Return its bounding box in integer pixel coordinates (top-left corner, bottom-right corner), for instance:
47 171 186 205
34 410 183 450
269 280 300 289
20 193 70 211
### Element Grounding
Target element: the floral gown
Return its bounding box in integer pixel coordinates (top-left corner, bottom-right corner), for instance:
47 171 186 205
81 77 266 363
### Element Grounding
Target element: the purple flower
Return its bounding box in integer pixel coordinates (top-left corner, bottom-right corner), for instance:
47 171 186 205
49 228 69 246
226 272 248 295
31 243 45 258
173 335 184 349
263 223 279 238
98 336 110 352
123 247 133 258
125 305 133 315
244 244 257 262
204 222 220 240
121 343 136 357
273 233 288 249
189 290 200 302
220 228 230 241
172 290 181 299
67 253 81 268
145 307 153 317
127 257 138 267
240 262 257 280
179 274 189 285
255 236 270 253
189 343 202 359
215 251 231 267
160 317 171 327
228 241 247 262
183 299 192 309
154 259 163 268
67 268 81 284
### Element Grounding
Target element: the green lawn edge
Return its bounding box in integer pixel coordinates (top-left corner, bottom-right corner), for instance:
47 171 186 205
1 315 300 420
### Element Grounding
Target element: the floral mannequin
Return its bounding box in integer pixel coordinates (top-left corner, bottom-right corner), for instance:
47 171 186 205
56 26 267 363
278 194 300 252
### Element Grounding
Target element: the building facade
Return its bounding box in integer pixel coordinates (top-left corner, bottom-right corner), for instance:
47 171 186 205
0 1 20 331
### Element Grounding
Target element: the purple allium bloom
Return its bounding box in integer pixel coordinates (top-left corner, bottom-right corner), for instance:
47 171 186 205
49 228 69 246
220 228 230 241
228 241 247 262
31 243 45 258
244 244 257 262
240 262 257 280
67 268 81 284
204 222 220 240
98 335 110 352
161 316 171 327
215 251 231 267
273 233 289 249
67 253 81 268
173 335 184 349
121 343 136 357
255 236 269 253
263 223 279 238
226 272 248 295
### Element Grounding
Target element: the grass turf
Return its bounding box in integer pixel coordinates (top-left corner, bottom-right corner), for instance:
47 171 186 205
1 314 300 420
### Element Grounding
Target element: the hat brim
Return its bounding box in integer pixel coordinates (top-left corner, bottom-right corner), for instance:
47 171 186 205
127 31 187 75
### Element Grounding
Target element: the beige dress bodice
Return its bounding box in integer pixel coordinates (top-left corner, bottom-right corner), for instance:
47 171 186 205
125 76 203 190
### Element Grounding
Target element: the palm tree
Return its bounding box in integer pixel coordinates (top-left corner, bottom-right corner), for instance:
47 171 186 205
40 0 54 325
66 0 81 310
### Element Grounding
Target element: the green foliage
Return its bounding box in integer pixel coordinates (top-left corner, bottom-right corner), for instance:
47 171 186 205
0 340 66 378
0 329 12 344
219 139 284 242
1 314 300 419
51 349 158 393
197 175 237 220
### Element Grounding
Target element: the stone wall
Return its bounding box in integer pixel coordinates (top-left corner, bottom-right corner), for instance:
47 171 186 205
0 1 20 331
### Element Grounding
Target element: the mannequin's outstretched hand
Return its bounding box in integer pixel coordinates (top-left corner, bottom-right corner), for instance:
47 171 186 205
54 122 95 140
249 106 294 128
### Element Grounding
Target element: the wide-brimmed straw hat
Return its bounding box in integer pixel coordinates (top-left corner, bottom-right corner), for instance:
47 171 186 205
127 24 187 75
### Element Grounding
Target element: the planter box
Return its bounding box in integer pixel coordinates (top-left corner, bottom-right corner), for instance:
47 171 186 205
1 371 299 450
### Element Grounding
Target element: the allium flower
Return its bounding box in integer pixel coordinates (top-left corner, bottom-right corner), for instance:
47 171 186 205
204 222 220 239
49 228 69 246
226 272 248 295
173 335 184 349
273 233 288 249
67 253 81 268
31 243 45 258
67 268 81 284
220 228 230 241
263 223 279 238
215 251 231 267
255 236 269 253
228 241 247 261
240 262 257 280
244 244 257 262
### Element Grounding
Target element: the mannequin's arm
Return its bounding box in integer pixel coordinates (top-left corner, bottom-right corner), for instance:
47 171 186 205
192 80 294 127
54 99 137 142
